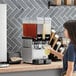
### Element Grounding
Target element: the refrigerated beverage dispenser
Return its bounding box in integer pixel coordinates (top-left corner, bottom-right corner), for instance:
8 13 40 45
22 18 52 64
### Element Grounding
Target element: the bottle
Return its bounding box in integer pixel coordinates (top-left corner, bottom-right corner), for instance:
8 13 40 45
59 47 65 54
54 41 61 51
42 22 46 40
52 34 59 48
54 0 61 5
49 29 56 44
64 0 72 5
74 0 76 5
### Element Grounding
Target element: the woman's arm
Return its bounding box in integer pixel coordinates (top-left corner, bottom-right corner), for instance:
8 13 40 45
65 61 74 76
47 47 63 60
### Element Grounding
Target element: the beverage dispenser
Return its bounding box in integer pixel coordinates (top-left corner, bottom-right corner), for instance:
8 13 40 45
22 17 51 64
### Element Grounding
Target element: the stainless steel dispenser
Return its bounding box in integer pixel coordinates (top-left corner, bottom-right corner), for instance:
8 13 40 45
22 17 51 64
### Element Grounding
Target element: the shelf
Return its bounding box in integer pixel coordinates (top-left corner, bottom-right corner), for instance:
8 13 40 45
48 0 76 9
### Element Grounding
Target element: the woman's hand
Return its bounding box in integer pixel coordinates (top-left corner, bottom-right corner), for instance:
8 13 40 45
45 45 63 60
44 45 54 55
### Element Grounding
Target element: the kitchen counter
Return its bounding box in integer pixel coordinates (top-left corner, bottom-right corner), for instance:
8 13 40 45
0 61 62 73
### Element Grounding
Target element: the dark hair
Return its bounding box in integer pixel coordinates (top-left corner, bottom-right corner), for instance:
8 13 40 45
63 20 76 46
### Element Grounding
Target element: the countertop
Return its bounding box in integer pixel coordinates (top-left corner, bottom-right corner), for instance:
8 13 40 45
0 61 63 73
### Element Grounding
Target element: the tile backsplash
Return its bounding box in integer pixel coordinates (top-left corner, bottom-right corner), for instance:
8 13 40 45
0 0 76 52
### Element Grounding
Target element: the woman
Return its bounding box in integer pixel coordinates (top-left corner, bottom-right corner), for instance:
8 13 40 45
48 20 76 76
